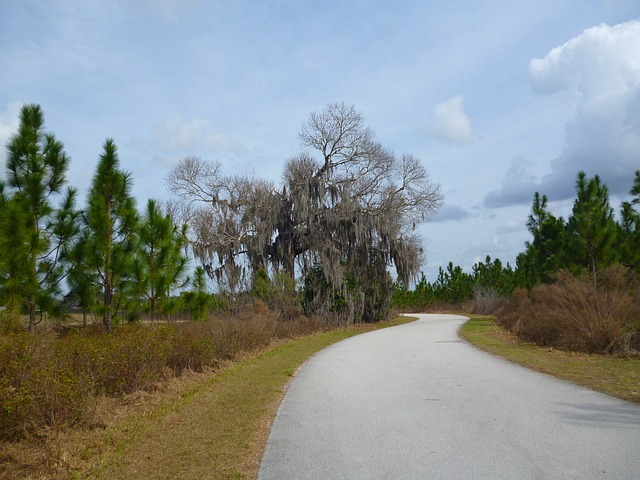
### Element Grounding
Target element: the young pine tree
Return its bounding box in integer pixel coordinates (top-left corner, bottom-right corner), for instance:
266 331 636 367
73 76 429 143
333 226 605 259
82 139 137 333
567 171 617 283
518 192 568 287
0 104 79 331
132 199 189 321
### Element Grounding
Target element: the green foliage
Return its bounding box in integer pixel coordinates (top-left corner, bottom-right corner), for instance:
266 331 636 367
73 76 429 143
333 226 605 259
619 171 640 272
392 257 517 311
81 139 138 333
180 266 216 321
566 172 617 281
516 193 569 288
132 199 190 320
252 268 301 320
0 104 79 331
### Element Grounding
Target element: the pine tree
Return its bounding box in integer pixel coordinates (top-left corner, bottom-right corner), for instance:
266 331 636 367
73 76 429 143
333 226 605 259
82 139 137 333
0 195 31 331
132 199 189 321
0 104 79 331
519 192 568 287
567 171 617 283
65 231 99 326
619 170 640 273
182 266 211 321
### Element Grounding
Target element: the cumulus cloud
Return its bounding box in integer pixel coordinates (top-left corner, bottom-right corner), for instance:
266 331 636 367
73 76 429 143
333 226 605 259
487 20 640 207
529 21 640 98
424 95 474 145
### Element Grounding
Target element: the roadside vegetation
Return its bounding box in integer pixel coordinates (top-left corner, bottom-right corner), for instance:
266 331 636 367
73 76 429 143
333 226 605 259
395 168 640 356
0 315 415 479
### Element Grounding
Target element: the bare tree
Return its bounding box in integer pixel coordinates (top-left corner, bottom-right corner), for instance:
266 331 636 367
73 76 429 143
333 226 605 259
167 103 442 322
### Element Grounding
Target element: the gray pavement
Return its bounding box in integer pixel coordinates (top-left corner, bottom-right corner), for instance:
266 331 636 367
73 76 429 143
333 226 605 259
258 314 640 479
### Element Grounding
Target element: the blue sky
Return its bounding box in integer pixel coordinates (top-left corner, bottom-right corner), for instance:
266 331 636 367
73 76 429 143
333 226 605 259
1 0 639 282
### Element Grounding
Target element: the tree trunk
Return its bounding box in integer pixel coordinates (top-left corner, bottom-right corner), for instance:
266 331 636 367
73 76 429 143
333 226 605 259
104 196 113 334
29 297 36 333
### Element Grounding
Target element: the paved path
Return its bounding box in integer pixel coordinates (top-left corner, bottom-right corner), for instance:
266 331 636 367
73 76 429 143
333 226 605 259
258 314 640 479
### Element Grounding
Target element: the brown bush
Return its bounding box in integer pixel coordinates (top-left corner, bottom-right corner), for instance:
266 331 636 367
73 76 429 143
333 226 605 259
0 334 91 441
470 286 509 315
497 266 640 354
0 301 331 441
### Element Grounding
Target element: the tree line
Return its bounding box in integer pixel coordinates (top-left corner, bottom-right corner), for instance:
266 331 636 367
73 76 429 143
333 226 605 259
394 169 640 309
0 103 444 330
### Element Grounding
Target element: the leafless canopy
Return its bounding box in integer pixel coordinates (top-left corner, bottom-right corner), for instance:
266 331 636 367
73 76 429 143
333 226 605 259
167 103 442 321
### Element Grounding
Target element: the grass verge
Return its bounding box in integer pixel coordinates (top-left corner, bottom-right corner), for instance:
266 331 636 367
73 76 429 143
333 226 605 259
1 316 415 480
458 315 640 403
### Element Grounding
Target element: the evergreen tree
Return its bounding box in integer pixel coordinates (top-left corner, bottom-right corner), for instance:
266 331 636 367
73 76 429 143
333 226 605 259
82 139 137 333
619 170 640 273
65 231 99 325
0 195 31 331
132 199 189 321
0 104 79 331
566 171 617 282
181 266 211 321
518 192 568 287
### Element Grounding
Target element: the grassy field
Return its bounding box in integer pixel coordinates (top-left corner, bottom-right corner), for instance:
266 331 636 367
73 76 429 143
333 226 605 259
458 315 640 403
1 316 416 480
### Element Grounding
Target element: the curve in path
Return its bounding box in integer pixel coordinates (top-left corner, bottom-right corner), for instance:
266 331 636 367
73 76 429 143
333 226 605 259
258 314 640 480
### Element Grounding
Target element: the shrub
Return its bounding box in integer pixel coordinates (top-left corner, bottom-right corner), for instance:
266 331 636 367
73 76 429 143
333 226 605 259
497 266 640 353
0 334 91 441
470 285 508 315
0 302 331 440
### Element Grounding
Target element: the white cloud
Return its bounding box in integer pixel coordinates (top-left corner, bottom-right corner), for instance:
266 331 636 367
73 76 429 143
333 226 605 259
488 20 640 207
424 95 474 145
530 21 640 98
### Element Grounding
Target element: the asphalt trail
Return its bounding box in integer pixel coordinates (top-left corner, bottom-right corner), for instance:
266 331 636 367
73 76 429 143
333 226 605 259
258 314 640 479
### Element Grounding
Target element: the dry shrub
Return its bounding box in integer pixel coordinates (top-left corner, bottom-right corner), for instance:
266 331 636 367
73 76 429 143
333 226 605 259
497 266 640 353
0 301 333 442
0 334 91 441
470 286 509 315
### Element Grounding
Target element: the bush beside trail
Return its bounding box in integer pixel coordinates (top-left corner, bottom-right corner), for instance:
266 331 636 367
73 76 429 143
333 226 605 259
496 266 640 354
0 302 328 441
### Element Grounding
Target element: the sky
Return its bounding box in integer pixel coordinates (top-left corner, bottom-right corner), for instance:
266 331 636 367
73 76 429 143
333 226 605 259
1 0 639 283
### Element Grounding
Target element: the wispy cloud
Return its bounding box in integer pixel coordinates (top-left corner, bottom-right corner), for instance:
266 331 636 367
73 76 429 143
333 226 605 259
430 203 472 222
135 118 244 153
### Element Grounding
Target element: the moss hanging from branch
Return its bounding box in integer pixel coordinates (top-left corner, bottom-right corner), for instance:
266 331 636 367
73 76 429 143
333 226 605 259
167 103 443 322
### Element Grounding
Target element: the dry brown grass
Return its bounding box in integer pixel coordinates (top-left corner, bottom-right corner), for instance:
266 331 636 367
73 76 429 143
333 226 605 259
497 267 640 354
